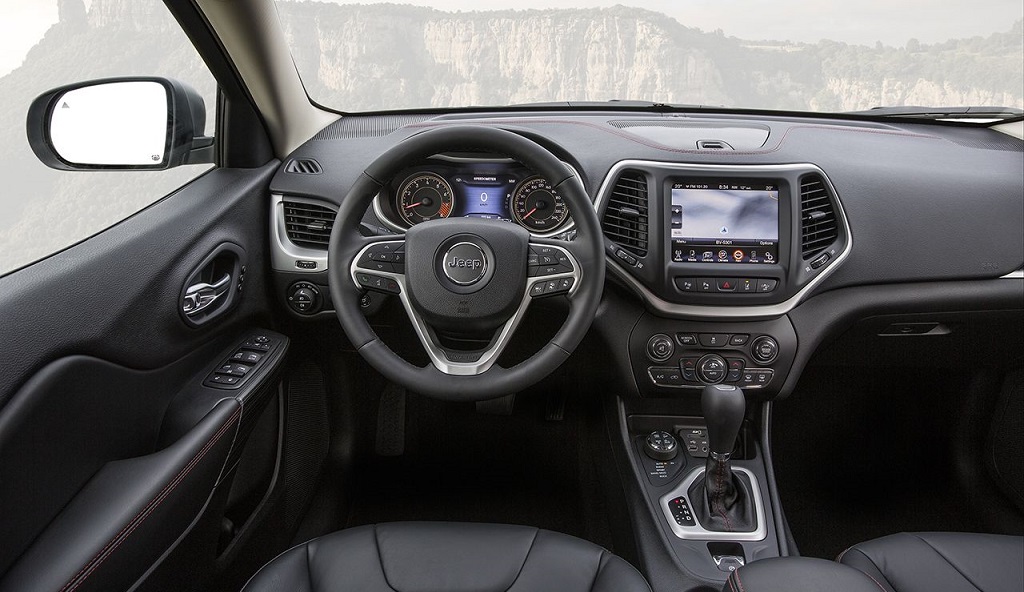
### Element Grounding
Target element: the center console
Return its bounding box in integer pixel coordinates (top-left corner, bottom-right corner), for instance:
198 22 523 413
598 162 850 586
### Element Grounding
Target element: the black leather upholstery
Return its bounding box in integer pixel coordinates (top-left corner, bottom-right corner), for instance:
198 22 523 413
724 557 887 592
242 522 651 592
838 532 1024 592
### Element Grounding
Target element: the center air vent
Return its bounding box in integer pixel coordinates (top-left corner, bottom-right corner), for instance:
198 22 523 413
800 175 838 259
285 158 323 175
602 171 649 257
283 200 336 249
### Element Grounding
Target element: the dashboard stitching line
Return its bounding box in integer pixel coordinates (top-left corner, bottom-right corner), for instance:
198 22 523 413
60 405 242 592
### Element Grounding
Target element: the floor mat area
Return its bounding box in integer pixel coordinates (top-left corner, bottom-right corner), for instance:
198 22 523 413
772 364 982 559
342 388 616 551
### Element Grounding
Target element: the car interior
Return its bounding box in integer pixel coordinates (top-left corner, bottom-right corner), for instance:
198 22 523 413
0 0 1022 591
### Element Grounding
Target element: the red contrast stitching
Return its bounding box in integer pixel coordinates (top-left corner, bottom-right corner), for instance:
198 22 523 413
734 570 747 592
59 406 241 592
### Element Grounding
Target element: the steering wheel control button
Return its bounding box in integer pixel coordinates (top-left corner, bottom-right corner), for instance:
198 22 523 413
697 354 728 384
740 368 774 388
529 276 574 298
644 431 679 461
668 496 696 527
358 242 405 274
528 245 575 277
648 366 684 387
646 334 675 363
751 336 780 364
356 273 401 294
698 333 730 348
729 334 750 346
756 279 778 293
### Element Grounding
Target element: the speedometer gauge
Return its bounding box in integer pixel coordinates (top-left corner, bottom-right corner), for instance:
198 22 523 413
510 176 568 232
396 173 455 226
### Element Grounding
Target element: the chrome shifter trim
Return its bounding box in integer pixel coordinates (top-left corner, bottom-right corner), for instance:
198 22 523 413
659 466 767 541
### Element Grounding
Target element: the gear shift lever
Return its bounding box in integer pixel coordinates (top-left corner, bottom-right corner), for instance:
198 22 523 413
687 383 756 532
702 384 745 458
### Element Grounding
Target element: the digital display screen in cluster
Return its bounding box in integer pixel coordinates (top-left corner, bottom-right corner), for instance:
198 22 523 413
669 179 780 264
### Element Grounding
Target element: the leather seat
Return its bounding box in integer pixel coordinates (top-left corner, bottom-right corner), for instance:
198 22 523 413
724 532 1024 592
838 532 1024 592
242 522 651 592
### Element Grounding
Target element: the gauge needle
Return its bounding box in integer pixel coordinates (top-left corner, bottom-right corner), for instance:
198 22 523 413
404 201 422 210
522 207 538 220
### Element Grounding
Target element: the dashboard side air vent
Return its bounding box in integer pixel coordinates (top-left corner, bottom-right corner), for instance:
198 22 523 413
285 158 323 175
283 200 336 248
602 171 649 257
800 175 838 259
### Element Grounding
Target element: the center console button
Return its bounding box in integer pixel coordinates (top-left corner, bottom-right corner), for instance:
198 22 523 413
729 334 750 346
756 279 778 293
698 333 730 348
697 279 716 292
675 278 697 292
648 366 684 386
697 354 727 384
751 336 780 364
676 333 698 346
646 334 675 363
716 278 738 292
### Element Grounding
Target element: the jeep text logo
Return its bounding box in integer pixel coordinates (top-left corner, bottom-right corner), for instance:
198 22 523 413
441 241 488 286
447 256 483 269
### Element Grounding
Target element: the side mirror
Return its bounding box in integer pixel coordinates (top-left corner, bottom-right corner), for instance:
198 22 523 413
26 77 213 171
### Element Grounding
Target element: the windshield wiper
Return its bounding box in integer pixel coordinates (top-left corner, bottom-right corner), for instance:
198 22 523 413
846 105 1024 121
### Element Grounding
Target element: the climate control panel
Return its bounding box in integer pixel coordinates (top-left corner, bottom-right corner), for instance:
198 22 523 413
631 316 797 398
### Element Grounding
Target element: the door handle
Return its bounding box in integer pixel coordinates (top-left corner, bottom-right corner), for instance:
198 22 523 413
182 273 231 316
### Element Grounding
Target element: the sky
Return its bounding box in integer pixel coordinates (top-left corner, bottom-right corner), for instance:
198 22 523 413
1 0 1021 77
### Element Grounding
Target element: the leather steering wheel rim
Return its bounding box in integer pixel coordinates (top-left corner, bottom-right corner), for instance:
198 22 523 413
327 125 604 401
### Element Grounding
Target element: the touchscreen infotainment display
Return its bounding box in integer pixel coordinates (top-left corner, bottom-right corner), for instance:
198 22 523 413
669 179 779 264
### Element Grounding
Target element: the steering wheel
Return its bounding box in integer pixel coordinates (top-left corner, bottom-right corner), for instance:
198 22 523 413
328 125 604 401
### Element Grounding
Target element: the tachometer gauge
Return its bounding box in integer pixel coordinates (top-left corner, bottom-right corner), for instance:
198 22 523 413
510 176 568 232
396 173 455 226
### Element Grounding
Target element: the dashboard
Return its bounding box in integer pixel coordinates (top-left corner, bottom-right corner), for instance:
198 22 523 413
372 158 577 236
266 110 1023 400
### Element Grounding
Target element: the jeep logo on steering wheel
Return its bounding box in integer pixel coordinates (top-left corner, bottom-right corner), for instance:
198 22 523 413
442 242 488 285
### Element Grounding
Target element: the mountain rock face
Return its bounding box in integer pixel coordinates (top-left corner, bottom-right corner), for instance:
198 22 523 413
0 0 1020 273
273 3 1023 112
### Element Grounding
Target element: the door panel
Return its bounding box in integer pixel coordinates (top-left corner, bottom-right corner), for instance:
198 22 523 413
0 163 284 590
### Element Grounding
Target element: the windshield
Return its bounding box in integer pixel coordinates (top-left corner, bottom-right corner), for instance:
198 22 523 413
275 1 1023 114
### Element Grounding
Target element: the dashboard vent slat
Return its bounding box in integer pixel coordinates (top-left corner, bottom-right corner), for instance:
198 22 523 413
602 171 649 257
283 200 336 249
285 158 323 175
800 175 839 259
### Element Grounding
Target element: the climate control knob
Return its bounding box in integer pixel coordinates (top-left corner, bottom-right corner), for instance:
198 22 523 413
697 354 728 384
751 336 779 364
646 334 675 363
